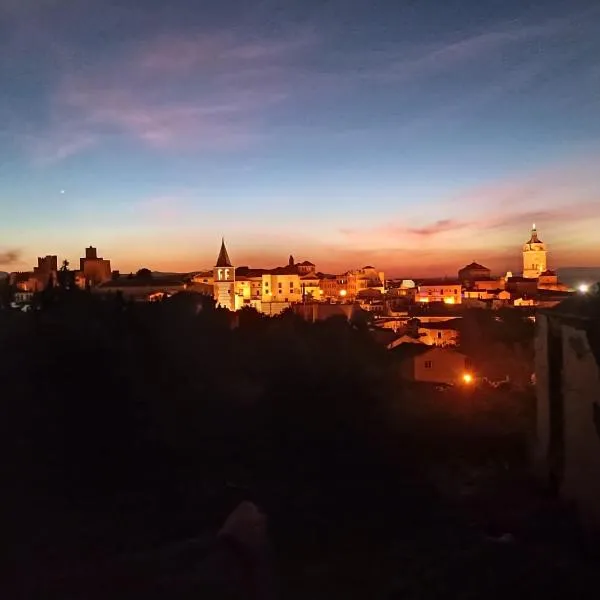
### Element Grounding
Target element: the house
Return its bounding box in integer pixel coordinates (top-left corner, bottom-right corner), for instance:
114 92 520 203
419 319 461 347
458 261 491 285
393 345 470 385
416 279 462 305
533 291 600 530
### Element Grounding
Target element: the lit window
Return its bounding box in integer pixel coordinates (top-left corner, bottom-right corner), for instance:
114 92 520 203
424 360 432 369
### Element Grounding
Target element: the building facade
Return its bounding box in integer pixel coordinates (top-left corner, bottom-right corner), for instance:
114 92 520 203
534 295 600 531
213 239 236 311
523 224 547 279
80 246 111 286
458 261 491 285
396 346 470 385
416 280 462 304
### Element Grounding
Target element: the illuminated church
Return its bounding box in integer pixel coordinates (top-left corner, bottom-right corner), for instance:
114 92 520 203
522 224 547 279
213 238 236 311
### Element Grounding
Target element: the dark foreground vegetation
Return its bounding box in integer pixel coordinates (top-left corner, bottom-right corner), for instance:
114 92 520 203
1 287 597 598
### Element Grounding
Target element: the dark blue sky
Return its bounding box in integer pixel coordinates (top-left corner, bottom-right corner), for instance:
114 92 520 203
1 0 599 274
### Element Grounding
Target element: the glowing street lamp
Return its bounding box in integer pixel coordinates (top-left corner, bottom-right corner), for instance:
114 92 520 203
339 289 347 297
578 283 590 293
462 373 473 384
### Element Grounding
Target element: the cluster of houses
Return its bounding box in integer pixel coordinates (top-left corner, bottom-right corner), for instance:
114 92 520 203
5 230 600 536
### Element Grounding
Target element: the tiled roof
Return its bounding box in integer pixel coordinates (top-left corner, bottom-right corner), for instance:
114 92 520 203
235 267 268 278
418 279 462 286
268 265 299 275
389 343 433 359
420 319 462 329
460 262 490 271
507 276 538 283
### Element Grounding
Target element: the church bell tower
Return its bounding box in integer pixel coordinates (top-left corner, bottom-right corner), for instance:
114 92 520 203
213 238 236 310
522 224 547 279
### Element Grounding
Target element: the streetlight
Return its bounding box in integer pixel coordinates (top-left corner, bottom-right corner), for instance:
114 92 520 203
578 283 590 294
462 373 473 384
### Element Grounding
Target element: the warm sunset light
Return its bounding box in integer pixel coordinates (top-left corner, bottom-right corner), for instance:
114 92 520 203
4 3 600 595
0 1 598 275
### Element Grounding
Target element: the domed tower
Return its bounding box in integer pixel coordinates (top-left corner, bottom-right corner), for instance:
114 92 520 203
522 224 547 279
213 238 236 310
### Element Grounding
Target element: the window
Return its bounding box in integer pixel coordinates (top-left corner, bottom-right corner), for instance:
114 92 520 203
424 360 432 369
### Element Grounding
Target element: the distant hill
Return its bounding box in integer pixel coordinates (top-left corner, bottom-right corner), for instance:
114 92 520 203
151 271 189 278
557 267 600 288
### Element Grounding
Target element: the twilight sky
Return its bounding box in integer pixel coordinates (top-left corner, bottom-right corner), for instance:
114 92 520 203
1 0 600 276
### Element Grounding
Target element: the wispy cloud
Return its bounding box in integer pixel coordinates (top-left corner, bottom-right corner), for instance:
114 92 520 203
21 29 313 162
340 155 600 249
407 219 471 238
22 128 97 165
16 5 600 164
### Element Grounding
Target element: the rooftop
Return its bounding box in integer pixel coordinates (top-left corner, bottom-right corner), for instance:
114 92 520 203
460 262 490 271
546 290 600 320
215 239 232 268
417 279 462 287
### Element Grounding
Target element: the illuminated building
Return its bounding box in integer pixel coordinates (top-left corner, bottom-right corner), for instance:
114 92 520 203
393 345 470 386
522 224 547 279
416 280 462 304
79 246 112 286
213 238 236 311
206 239 383 313
458 261 491 285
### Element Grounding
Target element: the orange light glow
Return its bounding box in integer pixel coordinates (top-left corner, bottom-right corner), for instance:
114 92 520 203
417 296 429 303
339 289 347 297
462 373 473 384
444 297 455 304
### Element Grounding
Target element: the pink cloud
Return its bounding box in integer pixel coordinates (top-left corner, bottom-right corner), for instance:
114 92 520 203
372 11 594 84
24 30 313 161
339 156 600 264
